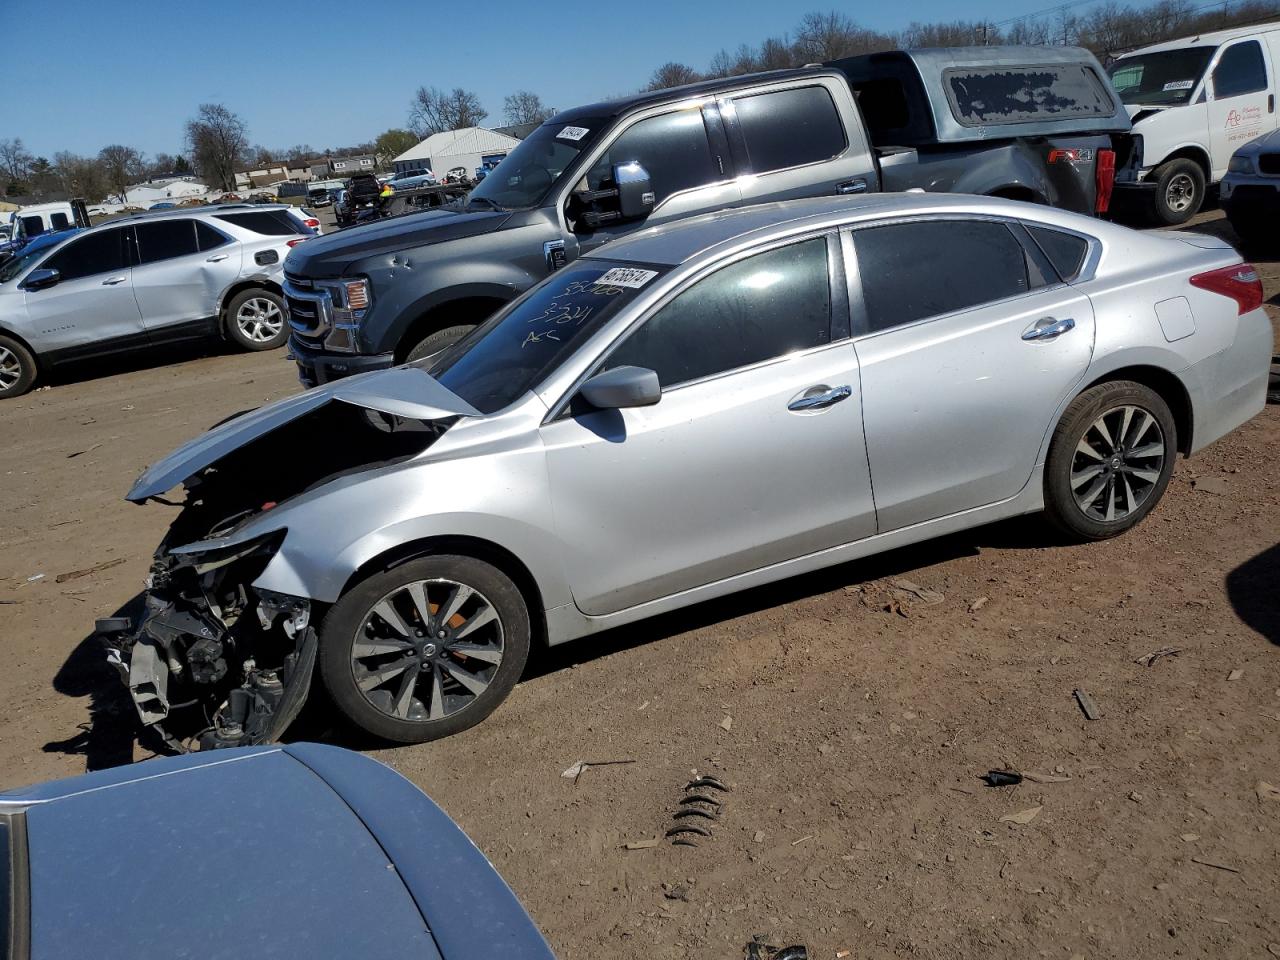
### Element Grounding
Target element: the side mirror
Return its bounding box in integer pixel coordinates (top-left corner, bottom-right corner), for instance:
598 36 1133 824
23 268 60 291
613 162 656 220
579 365 661 410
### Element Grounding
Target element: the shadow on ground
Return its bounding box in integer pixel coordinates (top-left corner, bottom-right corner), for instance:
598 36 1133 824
47 515 1066 765
40 340 236 391
1226 542 1280 647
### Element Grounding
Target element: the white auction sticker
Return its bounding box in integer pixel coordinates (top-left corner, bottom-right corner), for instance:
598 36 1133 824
595 267 658 289
557 125 590 141
1162 79 1194 91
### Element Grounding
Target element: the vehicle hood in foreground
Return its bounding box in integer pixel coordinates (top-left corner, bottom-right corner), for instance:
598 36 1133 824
284 206 511 276
127 366 481 502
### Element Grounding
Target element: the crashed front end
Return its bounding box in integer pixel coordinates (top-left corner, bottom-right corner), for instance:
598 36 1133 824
103 530 316 752
99 367 478 752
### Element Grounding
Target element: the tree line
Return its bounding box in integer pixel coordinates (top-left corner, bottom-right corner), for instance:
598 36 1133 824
4 0 1276 202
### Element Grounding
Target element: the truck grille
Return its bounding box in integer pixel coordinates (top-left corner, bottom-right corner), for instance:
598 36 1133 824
283 273 330 336
1258 153 1280 176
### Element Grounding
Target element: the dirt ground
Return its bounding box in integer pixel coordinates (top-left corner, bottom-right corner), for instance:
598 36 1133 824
1 208 1277 960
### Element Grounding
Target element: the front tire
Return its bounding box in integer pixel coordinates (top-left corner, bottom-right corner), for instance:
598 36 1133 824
0 335 37 399
1148 158 1205 225
404 324 474 365
319 554 530 743
224 289 288 351
1044 381 1177 541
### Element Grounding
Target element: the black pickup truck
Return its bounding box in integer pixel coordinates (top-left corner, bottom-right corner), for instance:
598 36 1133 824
285 45 1133 385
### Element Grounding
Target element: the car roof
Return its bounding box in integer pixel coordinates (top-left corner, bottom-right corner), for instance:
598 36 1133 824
586 193 1105 267
1116 22 1279 56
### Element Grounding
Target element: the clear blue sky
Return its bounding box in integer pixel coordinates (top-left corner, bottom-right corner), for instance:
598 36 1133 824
5 0 1077 159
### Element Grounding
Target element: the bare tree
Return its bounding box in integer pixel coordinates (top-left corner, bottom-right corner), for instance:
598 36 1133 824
285 144 315 165
502 90 553 126
646 62 702 91
97 144 145 202
793 11 894 62
52 152 109 203
900 19 998 47
185 103 249 192
758 36 798 70
409 87 487 137
0 138 33 188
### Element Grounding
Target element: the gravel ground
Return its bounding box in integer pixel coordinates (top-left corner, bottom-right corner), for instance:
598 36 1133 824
0 206 1277 959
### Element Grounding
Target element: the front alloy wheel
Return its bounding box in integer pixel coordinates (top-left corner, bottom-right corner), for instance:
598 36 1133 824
1044 381 1177 541
320 555 530 743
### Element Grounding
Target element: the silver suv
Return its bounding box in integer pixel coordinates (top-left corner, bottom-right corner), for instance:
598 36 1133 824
0 205 315 398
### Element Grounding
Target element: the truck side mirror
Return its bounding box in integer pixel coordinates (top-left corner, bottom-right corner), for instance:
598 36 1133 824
23 268 61 291
613 162 655 220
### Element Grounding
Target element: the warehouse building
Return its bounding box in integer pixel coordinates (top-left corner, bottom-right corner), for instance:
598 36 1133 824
392 127 521 178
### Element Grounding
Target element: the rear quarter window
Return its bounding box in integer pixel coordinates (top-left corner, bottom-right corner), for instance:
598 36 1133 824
945 64 1117 126
214 211 301 236
1025 225 1089 280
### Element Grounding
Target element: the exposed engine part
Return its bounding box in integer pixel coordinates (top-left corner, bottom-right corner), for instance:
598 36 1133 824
187 637 227 685
666 775 730 846
127 639 170 726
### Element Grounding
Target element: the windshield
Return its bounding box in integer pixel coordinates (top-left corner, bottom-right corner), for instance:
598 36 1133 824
1109 47 1214 105
0 238 57 284
420 259 669 414
466 118 606 210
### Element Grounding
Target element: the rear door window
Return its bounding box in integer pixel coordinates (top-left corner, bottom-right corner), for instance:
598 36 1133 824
588 110 719 206
195 221 231 251
1212 40 1268 99
729 86 847 173
134 219 200 264
605 236 833 388
945 64 1117 125
214 210 301 235
852 220 1039 332
1025 225 1089 280
40 227 128 281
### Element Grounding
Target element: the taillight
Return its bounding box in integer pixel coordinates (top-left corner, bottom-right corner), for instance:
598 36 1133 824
1189 263 1263 315
1095 148 1116 214
286 238 307 248
303 218 319 228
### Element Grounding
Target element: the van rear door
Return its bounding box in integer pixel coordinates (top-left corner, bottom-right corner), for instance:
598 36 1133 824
1207 37 1277 178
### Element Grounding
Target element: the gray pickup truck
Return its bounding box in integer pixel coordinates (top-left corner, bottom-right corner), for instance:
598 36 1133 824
285 45 1133 385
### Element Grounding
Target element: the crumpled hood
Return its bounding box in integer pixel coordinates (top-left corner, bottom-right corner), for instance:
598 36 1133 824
127 366 480 502
285 207 511 276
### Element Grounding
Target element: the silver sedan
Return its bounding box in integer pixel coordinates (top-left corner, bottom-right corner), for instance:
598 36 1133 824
110 194 1273 748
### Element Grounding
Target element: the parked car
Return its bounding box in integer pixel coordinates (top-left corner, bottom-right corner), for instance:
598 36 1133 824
389 169 438 190
1108 22 1280 223
108 193 1271 748
284 45 1133 387
0 205 315 398
1220 127 1280 247
149 201 177 210
0 743 555 960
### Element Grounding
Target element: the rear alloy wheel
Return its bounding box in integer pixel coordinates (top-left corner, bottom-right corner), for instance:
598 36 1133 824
1148 158 1205 225
319 555 530 743
1044 381 1177 541
0 335 37 399
225 289 288 351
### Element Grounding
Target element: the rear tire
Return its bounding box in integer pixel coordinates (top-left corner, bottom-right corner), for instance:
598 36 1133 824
404 323 474 365
319 554 530 743
0 335 37 399
1148 158 1205 225
224 289 288 351
1043 381 1177 541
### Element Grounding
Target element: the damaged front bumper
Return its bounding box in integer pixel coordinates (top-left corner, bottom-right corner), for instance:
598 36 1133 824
99 534 318 752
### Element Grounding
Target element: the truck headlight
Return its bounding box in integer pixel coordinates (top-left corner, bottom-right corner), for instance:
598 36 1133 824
1227 155 1255 175
316 277 371 353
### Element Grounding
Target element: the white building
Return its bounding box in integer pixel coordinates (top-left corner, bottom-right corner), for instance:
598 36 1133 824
393 127 521 177
124 178 210 206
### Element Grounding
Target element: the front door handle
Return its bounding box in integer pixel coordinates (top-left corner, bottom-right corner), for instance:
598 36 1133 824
788 384 852 411
101 276 127 285
1021 316 1076 341
836 179 868 195
206 254 229 262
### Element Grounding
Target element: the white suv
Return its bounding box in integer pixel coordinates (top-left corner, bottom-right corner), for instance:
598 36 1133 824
0 205 315 398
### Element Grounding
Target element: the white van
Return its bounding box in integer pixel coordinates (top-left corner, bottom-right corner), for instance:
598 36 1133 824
7 201 79 242
1108 22 1280 223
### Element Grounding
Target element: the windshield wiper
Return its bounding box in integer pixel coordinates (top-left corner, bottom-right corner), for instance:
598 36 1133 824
468 196 504 212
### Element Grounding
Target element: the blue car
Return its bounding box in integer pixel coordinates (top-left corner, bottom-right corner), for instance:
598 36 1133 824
0 226 82 269
0 744 555 960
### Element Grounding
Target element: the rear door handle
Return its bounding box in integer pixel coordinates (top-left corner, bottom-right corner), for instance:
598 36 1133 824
101 276 127 285
1021 316 1075 341
206 254 229 262
788 384 852 411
